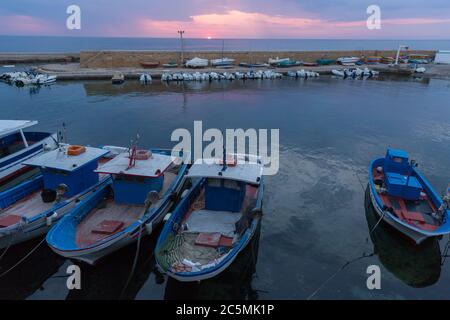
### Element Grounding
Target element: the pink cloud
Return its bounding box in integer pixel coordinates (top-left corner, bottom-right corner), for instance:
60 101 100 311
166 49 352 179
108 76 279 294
134 10 450 39
0 15 58 35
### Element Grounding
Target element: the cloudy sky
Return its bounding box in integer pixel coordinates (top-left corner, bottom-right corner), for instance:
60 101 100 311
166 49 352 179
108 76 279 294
0 0 449 39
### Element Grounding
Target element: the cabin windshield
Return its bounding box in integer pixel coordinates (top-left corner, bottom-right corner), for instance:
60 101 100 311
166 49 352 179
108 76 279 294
0 131 50 159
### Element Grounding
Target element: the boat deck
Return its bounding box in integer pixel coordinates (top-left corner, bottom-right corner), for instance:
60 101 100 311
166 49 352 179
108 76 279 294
0 190 51 227
159 184 259 272
75 171 177 247
373 169 440 231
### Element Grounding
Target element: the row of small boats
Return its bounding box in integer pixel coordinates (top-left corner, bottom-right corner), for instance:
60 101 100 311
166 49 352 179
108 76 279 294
0 120 264 282
331 67 380 78
0 71 57 87
161 70 283 82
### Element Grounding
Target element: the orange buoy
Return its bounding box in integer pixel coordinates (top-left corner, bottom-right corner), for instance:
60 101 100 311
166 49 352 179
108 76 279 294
67 145 86 156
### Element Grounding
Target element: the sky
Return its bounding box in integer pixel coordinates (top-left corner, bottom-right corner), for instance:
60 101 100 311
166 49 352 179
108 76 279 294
0 0 449 39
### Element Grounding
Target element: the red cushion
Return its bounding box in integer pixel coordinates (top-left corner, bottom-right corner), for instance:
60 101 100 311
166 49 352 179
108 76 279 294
0 215 22 228
195 232 222 247
91 220 124 235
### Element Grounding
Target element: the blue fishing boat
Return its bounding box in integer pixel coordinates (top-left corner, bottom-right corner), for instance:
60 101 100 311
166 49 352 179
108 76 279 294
368 148 450 244
0 145 109 248
46 147 188 265
0 120 58 186
155 154 264 282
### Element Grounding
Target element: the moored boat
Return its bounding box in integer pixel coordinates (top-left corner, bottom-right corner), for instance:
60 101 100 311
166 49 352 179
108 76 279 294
368 148 450 244
0 145 109 248
0 120 58 186
337 56 360 66
46 147 188 265
185 57 209 68
111 73 125 84
140 61 160 68
211 58 235 67
155 153 264 282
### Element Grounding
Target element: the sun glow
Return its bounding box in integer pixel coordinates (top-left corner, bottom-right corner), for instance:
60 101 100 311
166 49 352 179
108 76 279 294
207 36 212 39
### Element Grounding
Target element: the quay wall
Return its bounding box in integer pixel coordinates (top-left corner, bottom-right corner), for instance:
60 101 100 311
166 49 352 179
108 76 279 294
80 50 436 68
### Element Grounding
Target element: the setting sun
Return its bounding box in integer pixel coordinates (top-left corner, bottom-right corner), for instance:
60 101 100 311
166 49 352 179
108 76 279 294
207 36 212 39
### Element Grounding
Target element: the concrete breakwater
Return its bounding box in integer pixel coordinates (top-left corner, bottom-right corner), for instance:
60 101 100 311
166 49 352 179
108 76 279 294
80 50 436 68
0 53 80 64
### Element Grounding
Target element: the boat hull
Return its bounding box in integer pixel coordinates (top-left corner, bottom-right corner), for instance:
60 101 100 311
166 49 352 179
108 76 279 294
0 177 110 249
0 133 58 185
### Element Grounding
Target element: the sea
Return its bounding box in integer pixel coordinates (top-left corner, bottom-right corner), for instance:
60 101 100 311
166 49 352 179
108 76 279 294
1 70 450 299
0 36 449 52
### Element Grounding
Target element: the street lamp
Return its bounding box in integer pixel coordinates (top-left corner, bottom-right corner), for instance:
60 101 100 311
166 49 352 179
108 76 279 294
395 44 409 65
178 30 185 65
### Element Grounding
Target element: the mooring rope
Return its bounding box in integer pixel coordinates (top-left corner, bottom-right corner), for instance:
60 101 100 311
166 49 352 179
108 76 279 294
306 170 383 300
0 237 46 279
119 222 144 299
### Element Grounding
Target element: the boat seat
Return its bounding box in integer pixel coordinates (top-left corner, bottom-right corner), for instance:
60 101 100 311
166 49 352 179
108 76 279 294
91 220 124 235
0 214 22 228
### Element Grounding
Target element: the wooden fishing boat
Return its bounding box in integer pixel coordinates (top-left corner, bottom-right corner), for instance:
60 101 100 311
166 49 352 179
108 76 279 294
46 147 188 265
316 58 335 65
156 154 264 282
140 61 160 68
0 146 109 249
302 62 318 67
368 148 450 244
0 120 58 186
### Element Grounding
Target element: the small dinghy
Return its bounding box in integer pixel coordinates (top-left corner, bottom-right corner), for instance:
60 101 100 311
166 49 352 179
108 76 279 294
0 146 109 248
0 120 58 186
47 147 188 265
368 148 450 244
331 69 345 77
139 74 152 84
111 73 125 84
156 154 264 281
337 57 360 66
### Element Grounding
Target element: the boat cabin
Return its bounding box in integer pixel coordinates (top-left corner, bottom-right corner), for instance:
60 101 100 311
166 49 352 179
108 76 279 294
186 156 263 213
383 148 421 201
95 150 175 205
23 146 108 198
0 120 50 160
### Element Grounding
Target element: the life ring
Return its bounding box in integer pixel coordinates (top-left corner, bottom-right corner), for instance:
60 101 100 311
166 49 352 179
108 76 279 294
67 145 86 156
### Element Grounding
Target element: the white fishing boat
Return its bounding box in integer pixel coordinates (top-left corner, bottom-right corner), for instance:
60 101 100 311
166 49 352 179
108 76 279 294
337 57 360 66
185 57 209 68
0 146 110 248
156 154 264 281
0 120 58 186
268 57 290 65
211 58 235 67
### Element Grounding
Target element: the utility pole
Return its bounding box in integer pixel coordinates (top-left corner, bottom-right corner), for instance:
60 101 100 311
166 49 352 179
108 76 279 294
178 30 185 65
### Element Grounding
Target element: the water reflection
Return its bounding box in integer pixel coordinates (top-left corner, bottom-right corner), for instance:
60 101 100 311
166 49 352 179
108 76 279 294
0 236 65 300
364 188 441 288
66 228 163 300
164 221 261 300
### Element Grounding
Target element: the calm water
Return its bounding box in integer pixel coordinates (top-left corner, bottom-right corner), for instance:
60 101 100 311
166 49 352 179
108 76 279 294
1 36 449 52
1 74 450 299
